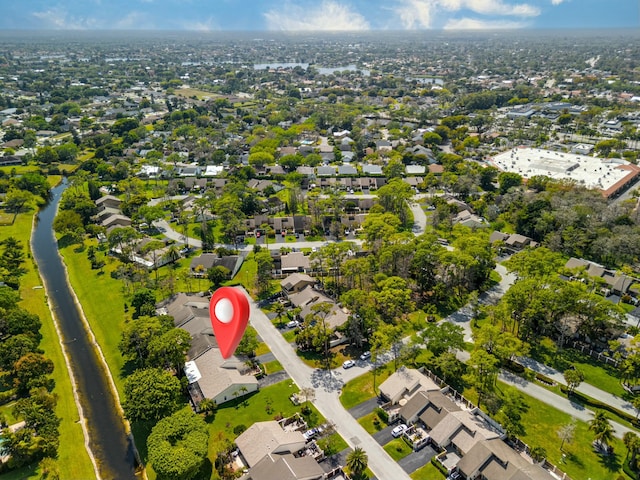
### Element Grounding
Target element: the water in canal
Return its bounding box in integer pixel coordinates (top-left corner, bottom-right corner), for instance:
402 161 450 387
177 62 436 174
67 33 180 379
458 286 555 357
31 179 137 479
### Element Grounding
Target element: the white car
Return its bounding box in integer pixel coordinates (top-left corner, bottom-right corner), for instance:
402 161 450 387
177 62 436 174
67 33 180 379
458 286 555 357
303 428 318 441
342 360 356 369
391 424 407 438
360 351 371 360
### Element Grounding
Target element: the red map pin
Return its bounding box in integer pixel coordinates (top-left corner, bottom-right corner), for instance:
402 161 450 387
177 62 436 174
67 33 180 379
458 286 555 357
209 287 250 359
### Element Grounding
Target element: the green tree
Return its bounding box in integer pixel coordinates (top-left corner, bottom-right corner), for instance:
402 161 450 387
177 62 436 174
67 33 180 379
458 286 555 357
589 411 614 450
419 321 465 357
254 249 274 296
122 368 182 422
496 391 528 438
623 431 640 469
4 189 34 223
235 326 259 357
53 210 84 240
207 265 230 289
375 179 413 226
463 349 499 408
346 447 368 478
563 367 585 395
131 288 156 319
13 352 54 394
147 409 209 480
119 315 173 367
148 328 192 373
498 171 522 194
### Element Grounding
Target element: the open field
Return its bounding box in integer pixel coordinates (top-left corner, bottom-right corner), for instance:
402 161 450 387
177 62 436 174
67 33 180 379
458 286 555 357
174 87 221 100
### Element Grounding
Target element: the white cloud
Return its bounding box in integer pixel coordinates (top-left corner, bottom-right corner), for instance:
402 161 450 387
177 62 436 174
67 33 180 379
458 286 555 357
551 0 566 4
444 16 527 29
264 1 370 31
439 0 539 16
392 0 539 29
32 8 98 29
394 0 436 28
115 11 155 29
181 17 218 31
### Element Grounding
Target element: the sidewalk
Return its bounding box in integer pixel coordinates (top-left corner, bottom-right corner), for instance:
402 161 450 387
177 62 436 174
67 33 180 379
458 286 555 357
516 356 637 417
499 370 635 439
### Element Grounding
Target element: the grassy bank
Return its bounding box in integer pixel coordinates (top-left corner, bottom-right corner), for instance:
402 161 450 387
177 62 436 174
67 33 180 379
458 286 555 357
0 203 95 479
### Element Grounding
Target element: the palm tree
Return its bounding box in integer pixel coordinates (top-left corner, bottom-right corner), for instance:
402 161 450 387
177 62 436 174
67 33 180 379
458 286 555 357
623 431 640 468
346 447 368 478
589 411 614 451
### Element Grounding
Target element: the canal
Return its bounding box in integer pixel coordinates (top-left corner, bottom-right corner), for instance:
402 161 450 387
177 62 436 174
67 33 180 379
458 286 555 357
31 179 137 479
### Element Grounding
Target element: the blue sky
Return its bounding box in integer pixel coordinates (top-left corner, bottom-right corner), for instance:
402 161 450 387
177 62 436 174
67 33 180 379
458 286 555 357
0 0 637 31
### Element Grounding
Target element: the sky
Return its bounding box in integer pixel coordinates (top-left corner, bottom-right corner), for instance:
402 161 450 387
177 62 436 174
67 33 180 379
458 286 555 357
0 0 637 31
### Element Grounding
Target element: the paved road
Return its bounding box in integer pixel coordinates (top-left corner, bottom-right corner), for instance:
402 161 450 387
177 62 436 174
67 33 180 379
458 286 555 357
240 287 413 480
499 370 635 439
441 264 639 438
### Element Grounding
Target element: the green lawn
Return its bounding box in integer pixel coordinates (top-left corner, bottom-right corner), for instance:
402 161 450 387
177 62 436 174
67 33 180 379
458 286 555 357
263 359 283 374
410 462 445 479
358 411 387 434
530 341 628 399
340 364 393 409
60 241 128 394
0 201 95 479
233 252 257 293
464 381 631 480
206 380 336 480
255 342 270 357
383 438 413 461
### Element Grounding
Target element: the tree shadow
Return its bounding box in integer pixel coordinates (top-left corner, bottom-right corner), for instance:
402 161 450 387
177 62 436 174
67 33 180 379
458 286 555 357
596 450 621 472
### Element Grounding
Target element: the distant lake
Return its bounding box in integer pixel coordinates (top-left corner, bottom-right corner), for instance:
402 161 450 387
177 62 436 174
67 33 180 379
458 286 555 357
253 63 370 76
254 62 309 70
411 77 444 85
316 65 370 76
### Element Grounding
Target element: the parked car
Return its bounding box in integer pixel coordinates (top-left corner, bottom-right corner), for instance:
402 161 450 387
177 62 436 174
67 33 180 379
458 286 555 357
303 428 318 441
391 424 407 438
360 351 371 360
342 360 356 369
286 320 299 329
447 472 461 480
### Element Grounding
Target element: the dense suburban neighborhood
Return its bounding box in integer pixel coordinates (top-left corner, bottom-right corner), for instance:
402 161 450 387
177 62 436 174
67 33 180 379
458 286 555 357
1 28 640 480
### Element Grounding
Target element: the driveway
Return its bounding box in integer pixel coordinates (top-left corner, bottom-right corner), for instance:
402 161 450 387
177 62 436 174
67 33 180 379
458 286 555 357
398 446 436 473
372 425 395 446
242 287 412 480
348 397 383 420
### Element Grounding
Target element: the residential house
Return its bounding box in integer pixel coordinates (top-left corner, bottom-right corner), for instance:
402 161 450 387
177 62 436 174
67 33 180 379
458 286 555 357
95 195 122 211
429 409 503 455
337 164 357 176
287 286 349 330
456 438 555 480
102 214 132 230
235 421 307 468
317 166 337 176
564 257 638 298
361 164 383 176
406 165 426 175
280 273 316 294
184 346 259 405
489 231 538 253
453 210 487 229
281 252 312 274
379 367 440 404
399 390 460 427
190 253 241 278
240 453 325 480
